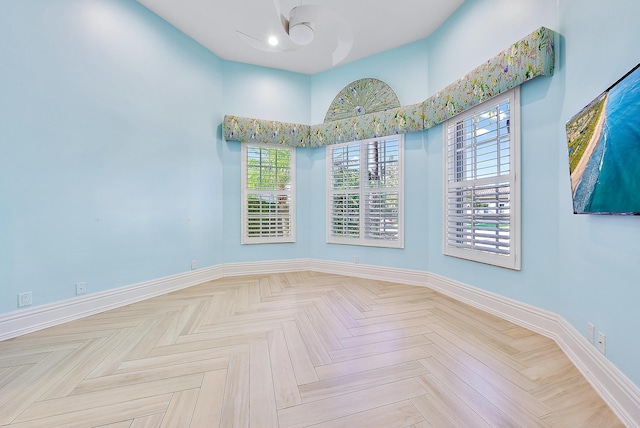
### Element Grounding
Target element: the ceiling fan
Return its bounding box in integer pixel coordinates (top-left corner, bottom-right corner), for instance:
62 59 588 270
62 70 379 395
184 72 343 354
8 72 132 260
236 0 353 66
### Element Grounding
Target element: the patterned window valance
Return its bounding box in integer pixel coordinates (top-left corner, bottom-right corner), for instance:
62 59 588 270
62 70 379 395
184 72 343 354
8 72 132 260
309 103 424 147
223 27 555 147
223 116 310 147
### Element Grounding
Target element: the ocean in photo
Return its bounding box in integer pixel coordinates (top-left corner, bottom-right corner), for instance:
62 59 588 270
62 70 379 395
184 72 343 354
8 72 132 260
573 65 640 214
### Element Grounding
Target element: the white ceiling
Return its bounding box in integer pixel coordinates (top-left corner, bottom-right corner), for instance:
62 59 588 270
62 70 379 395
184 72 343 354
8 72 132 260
136 0 465 74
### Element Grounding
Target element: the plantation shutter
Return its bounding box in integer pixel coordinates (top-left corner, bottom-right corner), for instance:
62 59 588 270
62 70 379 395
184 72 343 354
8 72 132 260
364 139 401 241
242 144 295 244
327 136 404 248
444 88 520 269
329 143 360 238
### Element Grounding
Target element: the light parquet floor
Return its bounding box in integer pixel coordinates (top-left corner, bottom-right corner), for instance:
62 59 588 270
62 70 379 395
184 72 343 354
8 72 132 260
0 271 623 427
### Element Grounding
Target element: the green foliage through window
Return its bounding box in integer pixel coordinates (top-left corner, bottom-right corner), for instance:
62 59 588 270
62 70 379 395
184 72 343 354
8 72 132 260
242 145 295 244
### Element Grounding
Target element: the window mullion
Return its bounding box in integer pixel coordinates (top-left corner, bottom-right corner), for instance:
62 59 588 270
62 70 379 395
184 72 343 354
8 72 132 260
359 141 366 245
327 136 404 248
242 144 295 244
443 87 520 270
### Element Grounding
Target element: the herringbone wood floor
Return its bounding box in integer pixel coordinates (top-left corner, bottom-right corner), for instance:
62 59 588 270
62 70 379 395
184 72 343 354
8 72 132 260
0 271 622 427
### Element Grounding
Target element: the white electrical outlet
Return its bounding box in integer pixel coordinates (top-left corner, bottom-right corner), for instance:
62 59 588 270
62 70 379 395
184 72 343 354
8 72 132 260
191 260 198 270
587 322 595 344
597 331 606 354
76 282 87 295
18 292 32 308
353 256 359 264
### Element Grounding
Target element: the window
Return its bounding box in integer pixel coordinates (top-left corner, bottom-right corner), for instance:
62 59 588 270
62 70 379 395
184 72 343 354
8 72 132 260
443 88 520 270
327 136 404 248
241 144 295 244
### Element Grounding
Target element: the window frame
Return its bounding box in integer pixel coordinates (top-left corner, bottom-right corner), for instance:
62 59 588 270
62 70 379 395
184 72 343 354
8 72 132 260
442 87 521 270
241 143 296 245
326 135 404 249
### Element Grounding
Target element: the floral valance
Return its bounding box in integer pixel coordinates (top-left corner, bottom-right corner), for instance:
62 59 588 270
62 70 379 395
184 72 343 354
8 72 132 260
223 116 309 147
309 103 424 147
223 26 555 147
424 26 554 127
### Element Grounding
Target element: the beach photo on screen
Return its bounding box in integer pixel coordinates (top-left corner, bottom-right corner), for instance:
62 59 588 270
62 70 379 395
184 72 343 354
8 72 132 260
566 63 640 215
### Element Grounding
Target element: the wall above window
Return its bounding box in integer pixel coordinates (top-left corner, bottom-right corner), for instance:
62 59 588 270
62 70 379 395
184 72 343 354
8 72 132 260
223 27 555 148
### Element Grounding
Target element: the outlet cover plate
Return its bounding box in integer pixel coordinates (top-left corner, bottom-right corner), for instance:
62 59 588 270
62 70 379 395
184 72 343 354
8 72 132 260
597 331 606 354
76 282 87 295
587 322 595 344
18 292 32 307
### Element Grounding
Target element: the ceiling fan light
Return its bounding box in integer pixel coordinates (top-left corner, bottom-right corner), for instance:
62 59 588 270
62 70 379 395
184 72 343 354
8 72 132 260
289 22 314 45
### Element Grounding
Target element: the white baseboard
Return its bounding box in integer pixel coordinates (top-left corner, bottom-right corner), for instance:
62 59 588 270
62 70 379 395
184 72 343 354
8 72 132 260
222 258 312 277
555 317 640 427
0 265 224 342
311 259 640 427
1 258 638 425
0 259 313 342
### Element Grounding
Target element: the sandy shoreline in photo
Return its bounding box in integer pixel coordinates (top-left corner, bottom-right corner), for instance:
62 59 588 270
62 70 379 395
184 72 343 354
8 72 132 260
570 96 608 192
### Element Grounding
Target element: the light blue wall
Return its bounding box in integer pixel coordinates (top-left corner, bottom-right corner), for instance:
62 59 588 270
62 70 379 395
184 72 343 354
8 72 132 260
311 39 429 123
222 61 311 124
218 140 315 264
307 0 640 386
556 0 640 385
0 0 225 312
425 1 557 93
2 0 639 389
220 61 312 263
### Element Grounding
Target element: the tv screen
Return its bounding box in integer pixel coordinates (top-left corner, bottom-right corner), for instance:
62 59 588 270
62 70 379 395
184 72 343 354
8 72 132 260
565 63 640 215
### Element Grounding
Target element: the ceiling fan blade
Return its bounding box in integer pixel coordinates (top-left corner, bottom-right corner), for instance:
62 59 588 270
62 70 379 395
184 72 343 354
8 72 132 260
237 3 351 65
332 22 353 65
292 4 353 65
273 0 289 33
290 4 322 24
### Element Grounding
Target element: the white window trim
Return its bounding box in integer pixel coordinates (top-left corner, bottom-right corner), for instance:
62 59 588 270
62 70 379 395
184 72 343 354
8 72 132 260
326 135 404 249
442 87 521 270
241 143 296 244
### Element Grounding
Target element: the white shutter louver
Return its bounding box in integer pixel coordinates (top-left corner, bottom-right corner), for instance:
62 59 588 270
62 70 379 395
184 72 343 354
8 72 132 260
444 88 520 269
242 144 295 244
327 136 404 248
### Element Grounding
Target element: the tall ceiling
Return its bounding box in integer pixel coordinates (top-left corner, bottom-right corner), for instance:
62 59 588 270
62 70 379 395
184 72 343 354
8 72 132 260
136 0 465 74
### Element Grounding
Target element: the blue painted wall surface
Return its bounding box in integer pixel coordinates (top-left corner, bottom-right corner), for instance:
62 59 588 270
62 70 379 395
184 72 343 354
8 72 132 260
218 140 314 264
220 61 312 263
0 0 225 312
311 39 429 123
556 0 640 386
2 0 639 388
222 60 310 124
306 0 640 386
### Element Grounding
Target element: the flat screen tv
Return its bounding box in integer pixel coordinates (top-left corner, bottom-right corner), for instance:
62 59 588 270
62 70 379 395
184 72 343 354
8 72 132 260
565 63 640 215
